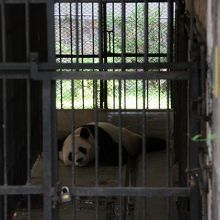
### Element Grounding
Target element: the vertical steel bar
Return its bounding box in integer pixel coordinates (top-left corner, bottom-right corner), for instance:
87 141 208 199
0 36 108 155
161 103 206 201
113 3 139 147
25 0 30 60
92 3 95 108
135 3 138 109
80 2 83 60
98 1 104 109
26 79 31 220
189 5 202 217
124 80 126 109
47 0 56 62
146 80 149 109
121 1 125 111
98 1 102 62
167 0 174 63
42 80 53 220
142 80 146 185
103 3 107 109
80 3 85 109
1 3 6 219
75 1 79 64
144 1 148 63
70 9 76 211
158 3 161 109
25 2 31 219
47 2 57 219
58 3 63 109
118 79 123 220
71 79 76 219
3 78 7 220
92 2 95 62
121 1 126 110
70 3 73 64
97 2 107 109
166 1 173 219
75 1 80 111
94 79 99 220
70 1 75 186
144 1 149 111
74 0 80 109
94 80 99 186
1 0 6 62
51 79 57 219
3 195 7 220
143 2 148 218
166 80 171 220
112 3 116 109
142 79 147 220
25 0 31 183
121 1 125 64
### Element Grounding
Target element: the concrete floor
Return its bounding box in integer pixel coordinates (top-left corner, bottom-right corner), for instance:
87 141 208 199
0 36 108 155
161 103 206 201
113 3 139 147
13 150 178 220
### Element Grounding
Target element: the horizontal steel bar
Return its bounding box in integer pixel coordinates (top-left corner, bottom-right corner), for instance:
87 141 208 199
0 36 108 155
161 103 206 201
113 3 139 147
57 53 167 59
3 0 46 3
0 73 30 79
69 187 191 197
0 185 190 197
33 70 190 80
0 62 190 80
0 185 43 195
55 0 169 3
0 62 189 71
0 63 30 70
39 62 190 70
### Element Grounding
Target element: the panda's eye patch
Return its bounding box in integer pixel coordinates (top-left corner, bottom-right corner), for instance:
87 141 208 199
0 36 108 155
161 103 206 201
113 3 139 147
79 146 87 154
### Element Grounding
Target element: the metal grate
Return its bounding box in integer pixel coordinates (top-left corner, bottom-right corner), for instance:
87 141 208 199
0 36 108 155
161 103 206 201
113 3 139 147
55 2 172 109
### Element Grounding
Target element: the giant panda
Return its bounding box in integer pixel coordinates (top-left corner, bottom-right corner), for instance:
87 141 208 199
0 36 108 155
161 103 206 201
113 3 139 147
58 122 166 167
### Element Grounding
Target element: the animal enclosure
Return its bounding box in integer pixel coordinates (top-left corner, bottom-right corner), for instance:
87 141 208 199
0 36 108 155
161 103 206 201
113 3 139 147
0 0 207 220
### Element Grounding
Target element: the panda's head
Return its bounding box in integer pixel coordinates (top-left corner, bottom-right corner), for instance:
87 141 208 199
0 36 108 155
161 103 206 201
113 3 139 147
59 126 95 167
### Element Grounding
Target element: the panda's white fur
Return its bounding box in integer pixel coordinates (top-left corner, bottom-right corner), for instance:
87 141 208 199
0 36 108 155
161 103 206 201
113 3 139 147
59 122 142 167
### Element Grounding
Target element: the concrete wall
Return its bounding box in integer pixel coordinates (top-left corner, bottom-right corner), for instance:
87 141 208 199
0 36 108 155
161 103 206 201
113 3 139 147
56 109 173 140
206 0 220 220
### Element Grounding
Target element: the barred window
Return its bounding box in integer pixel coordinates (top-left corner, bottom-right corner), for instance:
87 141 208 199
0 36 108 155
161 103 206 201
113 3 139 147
55 2 172 109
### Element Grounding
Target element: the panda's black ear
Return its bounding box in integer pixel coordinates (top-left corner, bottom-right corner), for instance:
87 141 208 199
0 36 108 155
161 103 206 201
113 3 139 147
80 127 90 139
